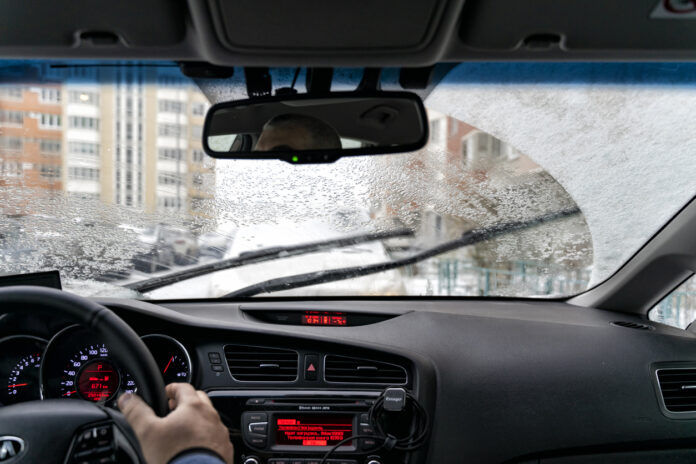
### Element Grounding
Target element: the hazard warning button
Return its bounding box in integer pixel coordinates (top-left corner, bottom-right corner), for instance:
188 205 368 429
304 354 318 381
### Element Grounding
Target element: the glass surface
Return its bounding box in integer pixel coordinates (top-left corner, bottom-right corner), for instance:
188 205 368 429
1 62 695 299
650 275 696 329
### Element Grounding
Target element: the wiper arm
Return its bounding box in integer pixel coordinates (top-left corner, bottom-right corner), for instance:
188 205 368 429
125 227 413 293
223 207 581 298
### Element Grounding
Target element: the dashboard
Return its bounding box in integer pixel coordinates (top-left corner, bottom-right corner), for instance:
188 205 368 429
3 297 696 464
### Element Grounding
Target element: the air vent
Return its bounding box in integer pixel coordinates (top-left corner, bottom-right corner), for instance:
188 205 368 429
657 369 696 412
611 321 654 331
324 355 407 385
224 345 298 382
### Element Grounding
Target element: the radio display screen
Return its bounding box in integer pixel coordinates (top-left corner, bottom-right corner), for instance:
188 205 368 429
275 414 353 446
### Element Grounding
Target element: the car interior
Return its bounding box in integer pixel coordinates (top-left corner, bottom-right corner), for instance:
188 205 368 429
3 1 696 464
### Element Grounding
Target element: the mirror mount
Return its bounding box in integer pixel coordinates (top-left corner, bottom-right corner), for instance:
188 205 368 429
306 68 334 94
357 68 382 92
244 67 272 98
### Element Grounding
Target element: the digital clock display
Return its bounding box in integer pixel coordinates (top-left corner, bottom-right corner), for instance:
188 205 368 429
302 311 347 326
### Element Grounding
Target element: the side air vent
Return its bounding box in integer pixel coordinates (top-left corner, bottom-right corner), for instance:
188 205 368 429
324 355 407 385
657 368 696 412
611 321 654 331
224 345 298 382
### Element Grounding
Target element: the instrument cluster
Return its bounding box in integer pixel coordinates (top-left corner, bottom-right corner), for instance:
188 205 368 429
0 327 192 407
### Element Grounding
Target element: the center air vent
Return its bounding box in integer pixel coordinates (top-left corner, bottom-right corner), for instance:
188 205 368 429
657 368 696 412
324 355 407 385
224 345 298 382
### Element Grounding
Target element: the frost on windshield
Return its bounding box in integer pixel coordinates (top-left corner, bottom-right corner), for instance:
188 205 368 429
0 63 596 298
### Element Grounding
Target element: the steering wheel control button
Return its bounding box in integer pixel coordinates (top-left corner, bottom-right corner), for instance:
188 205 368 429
71 424 116 464
304 354 319 380
208 352 222 364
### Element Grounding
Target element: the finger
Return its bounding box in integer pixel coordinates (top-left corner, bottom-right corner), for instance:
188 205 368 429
196 390 213 407
118 393 157 434
165 382 199 408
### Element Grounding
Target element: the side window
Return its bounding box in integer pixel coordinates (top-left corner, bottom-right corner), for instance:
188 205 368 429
649 274 696 329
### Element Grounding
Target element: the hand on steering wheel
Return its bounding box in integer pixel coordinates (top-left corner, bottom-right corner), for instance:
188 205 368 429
119 383 234 464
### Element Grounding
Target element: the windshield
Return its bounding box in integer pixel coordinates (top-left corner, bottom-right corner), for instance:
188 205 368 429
1 61 694 299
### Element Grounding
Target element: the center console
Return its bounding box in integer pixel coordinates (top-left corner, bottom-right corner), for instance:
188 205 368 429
209 390 401 464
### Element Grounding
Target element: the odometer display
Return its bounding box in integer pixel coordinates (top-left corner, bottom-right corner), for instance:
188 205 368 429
59 343 135 402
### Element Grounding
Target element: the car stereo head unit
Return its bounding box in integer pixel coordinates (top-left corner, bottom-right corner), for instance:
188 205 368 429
238 393 380 456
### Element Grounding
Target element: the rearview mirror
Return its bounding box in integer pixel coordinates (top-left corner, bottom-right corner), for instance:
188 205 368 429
203 91 428 163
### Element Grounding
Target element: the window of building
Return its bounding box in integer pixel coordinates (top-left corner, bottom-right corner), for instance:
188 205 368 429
430 119 443 144
158 99 186 113
39 88 61 103
158 196 183 208
461 139 468 164
40 164 61 179
649 274 696 329
68 166 100 181
0 86 23 100
191 149 205 163
68 141 99 156
192 102 206 116
158 123 185 137
158 173 183 185
40 113 61 128
40 139 61 154
68 90 99 105
0 110 23 126
158 148 184 161
69 116 99 130
0 161 22 177
0 137 23 151
191 125 203 138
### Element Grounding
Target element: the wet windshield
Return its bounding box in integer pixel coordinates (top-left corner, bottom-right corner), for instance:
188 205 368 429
1 62 694 299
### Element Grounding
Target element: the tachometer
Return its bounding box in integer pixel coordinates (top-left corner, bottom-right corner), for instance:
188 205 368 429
142 334 192 384
59 343 136 402
0 336 46 406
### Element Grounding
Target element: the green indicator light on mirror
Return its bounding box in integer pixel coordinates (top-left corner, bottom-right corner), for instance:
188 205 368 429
291 155 299 163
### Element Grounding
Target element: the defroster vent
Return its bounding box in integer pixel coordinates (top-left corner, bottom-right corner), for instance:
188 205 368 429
324 355 407 385
657 368 696 412
224 345 298 382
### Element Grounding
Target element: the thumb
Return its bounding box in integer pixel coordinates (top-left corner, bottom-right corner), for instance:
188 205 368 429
119 393 158 434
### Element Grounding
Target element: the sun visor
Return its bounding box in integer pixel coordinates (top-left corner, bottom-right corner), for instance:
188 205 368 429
206 0 444 50
459 0 696 52
0 0 186 47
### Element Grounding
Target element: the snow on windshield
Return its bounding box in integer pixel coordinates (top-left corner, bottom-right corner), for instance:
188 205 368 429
427 63 696 285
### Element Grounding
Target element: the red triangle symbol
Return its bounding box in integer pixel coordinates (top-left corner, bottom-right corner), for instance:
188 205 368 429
307 363 316 372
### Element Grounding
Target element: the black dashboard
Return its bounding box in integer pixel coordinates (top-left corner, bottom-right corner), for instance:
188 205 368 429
3 297 696 463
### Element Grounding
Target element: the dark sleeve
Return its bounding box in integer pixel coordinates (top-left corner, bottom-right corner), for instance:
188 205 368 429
168 449 226 464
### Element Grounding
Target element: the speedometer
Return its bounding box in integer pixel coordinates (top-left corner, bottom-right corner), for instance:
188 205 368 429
59 343 136 402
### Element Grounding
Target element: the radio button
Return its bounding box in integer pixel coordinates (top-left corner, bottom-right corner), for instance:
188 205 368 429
268 460 290 464
243 412 268 423
359 413 370 424
248 422 268 434
359 424 375 435
329 460 358 464
361 438 379 450
247 436 267 448
289 460 304 464
305 460 321 464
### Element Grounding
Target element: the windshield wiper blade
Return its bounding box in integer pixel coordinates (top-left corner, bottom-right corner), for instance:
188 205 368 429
125 227 414 293
223 207 581 298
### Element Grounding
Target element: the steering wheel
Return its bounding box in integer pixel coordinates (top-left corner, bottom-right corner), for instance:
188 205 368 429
0 286 167 463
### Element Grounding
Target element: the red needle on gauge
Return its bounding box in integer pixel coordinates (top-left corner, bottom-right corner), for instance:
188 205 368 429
163 356 174 374
7 383 28 388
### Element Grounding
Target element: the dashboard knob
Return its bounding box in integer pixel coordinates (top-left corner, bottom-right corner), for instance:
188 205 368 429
243 458 260 464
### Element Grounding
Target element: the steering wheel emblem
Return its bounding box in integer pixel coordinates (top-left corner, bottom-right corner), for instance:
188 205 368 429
0 436 24 461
